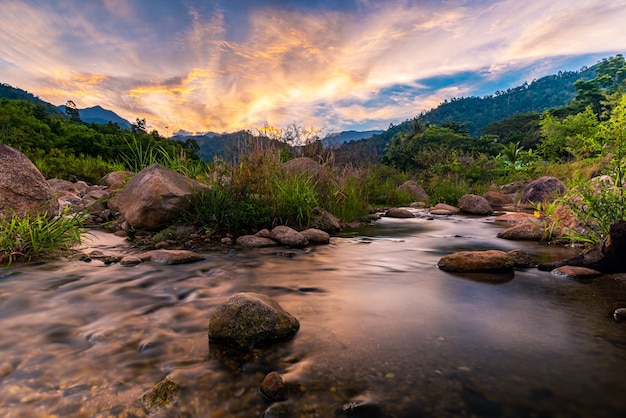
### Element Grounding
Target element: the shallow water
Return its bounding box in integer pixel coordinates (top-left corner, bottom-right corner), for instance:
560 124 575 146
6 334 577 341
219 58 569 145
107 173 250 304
1 213 625 417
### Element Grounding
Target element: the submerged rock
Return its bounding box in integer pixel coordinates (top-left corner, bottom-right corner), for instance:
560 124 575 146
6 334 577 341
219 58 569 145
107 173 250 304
209 292 300 350
131 378 181 416
260 371 286 401
137 249 205 265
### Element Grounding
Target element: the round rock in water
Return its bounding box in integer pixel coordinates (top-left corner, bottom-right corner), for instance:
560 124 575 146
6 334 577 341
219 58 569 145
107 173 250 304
437 250 516 273
260 371 286 401
209 292 300 350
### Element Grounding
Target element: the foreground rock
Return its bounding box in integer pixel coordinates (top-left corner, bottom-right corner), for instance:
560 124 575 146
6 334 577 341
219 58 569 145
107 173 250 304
0 144 59 218
538 221 626 273
209 292 300 350
438 249 524 273
458 194 493 215
116 164 208 230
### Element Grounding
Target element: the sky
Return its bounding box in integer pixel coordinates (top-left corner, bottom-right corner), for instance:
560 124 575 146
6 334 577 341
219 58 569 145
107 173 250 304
1 0 625 136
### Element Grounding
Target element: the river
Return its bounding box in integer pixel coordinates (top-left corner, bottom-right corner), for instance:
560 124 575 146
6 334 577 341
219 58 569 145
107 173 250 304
1 212 625 417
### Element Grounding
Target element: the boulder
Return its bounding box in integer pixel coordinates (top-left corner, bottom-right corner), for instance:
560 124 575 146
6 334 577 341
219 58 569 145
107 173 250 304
0 144 59 218
398 180 429 202
521 176 566 205
208 292 300 350
310 208 341 232
236 235 278 248
437 250 516 273
271 225 308 248
116 164 208 230
483 191 513 210
497 221 544 241
458 194 494 215
538 221 626 273
384 207 414 218
300 228 330 244
100 170 135 191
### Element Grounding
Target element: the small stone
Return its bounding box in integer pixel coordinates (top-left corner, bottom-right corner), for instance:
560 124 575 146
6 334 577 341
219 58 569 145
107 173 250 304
260 371 285 401
613 308 626 322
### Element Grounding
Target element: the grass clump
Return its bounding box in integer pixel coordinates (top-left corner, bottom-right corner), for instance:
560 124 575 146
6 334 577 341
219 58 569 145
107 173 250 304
0 207 88 265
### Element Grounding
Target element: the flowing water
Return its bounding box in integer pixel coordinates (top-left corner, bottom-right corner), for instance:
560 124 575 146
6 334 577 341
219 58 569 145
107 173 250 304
1 213 626 417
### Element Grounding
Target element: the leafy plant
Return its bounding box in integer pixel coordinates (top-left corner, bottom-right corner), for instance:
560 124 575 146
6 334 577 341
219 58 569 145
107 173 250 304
0 207 88 265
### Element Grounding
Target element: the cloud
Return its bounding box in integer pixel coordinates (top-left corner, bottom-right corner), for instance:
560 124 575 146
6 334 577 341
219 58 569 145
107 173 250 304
1 0 625 134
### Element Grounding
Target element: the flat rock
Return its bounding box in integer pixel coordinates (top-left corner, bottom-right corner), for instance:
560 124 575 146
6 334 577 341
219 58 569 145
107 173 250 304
138 249 204 265
438 250 516 273
551 266 602 280
384 207 414 218
236 235 278 248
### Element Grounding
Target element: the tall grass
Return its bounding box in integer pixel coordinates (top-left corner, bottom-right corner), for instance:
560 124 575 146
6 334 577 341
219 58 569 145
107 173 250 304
0 207 88 265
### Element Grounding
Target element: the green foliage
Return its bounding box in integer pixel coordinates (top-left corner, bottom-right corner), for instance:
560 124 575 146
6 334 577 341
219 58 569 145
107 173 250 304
270 173 318 229
538 107 600 160
31 149 125 184
563 94 626 244
426 176 473 205
0 207 88 265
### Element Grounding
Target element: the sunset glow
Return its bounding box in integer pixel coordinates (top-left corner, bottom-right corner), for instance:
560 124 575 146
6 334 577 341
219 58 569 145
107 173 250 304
1 0 625 135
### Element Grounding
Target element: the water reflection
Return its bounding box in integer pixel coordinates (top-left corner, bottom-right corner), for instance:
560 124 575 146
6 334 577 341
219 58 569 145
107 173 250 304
0 215 625 417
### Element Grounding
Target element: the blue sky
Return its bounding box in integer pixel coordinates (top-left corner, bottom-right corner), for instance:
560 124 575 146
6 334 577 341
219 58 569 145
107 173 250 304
1 0 624 135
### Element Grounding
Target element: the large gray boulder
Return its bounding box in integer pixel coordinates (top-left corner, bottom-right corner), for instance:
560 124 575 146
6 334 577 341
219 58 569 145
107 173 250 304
0 145 59 218
458 194 493 215
209 293 300 350
116 164 208 230
521 176 566 205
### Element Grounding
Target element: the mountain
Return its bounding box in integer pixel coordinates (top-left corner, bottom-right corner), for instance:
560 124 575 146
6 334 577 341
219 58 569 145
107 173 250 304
0 83 62 115
57 104 131 128
334 63 598 163
322 130 383 148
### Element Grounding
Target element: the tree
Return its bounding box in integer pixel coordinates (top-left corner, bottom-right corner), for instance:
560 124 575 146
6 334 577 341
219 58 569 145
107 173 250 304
64 100 81 123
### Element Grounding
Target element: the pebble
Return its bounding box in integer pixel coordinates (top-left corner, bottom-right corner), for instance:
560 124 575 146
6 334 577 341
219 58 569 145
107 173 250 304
260 371 285 401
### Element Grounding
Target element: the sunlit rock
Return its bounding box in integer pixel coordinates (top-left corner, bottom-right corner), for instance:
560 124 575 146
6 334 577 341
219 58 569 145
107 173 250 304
429 203 460 216
209 292 300 350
